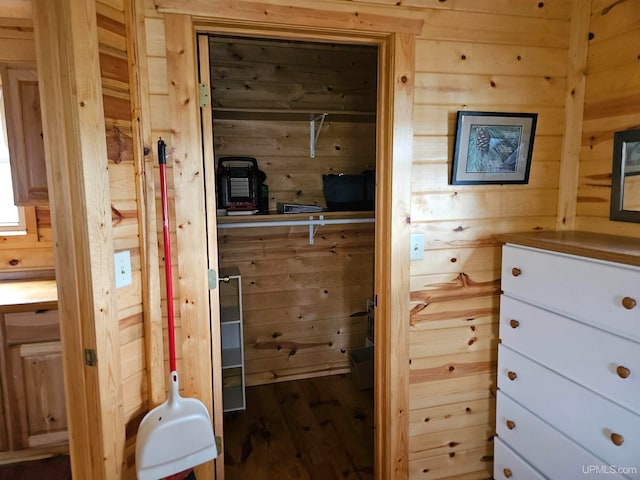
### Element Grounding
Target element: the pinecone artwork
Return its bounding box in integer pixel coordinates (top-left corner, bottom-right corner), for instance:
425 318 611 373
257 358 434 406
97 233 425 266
475 126 490 155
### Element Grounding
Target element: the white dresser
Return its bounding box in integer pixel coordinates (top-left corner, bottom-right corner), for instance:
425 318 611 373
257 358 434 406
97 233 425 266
495 231 640 480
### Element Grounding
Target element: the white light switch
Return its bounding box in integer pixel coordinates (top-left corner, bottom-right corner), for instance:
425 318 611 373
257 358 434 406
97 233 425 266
114 250 132 288
410 233 425 261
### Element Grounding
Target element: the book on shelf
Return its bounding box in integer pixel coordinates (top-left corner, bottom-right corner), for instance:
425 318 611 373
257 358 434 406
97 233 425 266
276 203 324 214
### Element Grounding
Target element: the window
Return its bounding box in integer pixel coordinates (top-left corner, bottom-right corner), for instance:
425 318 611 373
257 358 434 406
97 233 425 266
0 82 27 235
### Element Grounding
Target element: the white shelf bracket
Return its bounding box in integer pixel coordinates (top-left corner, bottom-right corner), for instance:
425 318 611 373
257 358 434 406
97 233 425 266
310 113 328 158
308 215 325 244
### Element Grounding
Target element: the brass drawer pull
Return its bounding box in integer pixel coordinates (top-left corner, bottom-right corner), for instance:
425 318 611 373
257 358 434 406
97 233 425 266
509 319 519 329
616 366 631 379
622 297 636 310
511 267 521 277
611 432 624 446
507 371 517 381
506 419 516 430
503 468 513 478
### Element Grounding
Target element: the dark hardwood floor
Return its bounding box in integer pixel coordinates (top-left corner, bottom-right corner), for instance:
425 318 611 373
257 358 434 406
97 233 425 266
223 373 374 480
0 454 71 480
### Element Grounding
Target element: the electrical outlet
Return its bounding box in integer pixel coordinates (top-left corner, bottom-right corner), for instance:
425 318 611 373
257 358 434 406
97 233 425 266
114 250 132 288
410 233 425 261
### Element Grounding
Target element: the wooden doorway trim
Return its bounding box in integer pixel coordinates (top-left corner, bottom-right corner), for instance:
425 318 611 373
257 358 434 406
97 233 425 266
163 13 415 479
31 0 124 478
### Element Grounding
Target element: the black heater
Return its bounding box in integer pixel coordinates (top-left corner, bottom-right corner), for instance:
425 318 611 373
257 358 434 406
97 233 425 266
216 157 262 214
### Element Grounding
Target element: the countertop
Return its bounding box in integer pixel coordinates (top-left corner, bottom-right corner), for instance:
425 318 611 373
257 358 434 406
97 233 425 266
0 279 58 309
496 231 640 268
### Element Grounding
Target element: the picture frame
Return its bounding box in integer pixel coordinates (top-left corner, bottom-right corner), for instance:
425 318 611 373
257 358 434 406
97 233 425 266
451 111 537 185
610 128 640 223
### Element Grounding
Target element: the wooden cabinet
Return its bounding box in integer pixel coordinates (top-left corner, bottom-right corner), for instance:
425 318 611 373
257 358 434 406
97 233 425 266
0 304 67 456
1 66 48 205
219 267 245 412
495 233 640 480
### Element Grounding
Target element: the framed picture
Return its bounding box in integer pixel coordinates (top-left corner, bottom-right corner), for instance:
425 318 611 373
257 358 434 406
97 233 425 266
610 128 640 223
451 111 537 185
619 131 640 177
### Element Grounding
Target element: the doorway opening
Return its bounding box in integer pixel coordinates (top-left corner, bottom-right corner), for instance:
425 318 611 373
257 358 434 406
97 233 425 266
198 32 378 478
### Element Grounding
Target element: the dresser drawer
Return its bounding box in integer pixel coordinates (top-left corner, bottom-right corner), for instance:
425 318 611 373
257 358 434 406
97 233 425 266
494 437 545 480
500 296 640 415
498 344 640 470
496 391 627 479
3 309 60 345
501 245 640 342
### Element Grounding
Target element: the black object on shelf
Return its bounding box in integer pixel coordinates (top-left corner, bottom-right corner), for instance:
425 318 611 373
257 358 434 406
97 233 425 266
322 170 375 211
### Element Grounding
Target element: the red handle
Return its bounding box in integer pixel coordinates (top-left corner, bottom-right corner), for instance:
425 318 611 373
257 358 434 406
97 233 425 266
158 138 176 372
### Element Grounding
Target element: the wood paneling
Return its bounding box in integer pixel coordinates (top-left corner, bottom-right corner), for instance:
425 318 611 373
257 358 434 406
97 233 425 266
218 220 374 386
0 24 54 277
408 1 576 478
32 0 124 477
208 34 377 392
209 36 377 114
96 5 151 479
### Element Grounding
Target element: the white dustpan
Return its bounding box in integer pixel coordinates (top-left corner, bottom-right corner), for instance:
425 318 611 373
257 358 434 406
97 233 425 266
136 138 218 479
136 371 218 480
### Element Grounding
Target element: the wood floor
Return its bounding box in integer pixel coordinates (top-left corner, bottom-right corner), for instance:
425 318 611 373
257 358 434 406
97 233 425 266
223 373 374 480
0 454 71 480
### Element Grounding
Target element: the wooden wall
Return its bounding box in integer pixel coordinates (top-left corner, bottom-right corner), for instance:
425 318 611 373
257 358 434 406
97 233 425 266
140 1 589 479
22 0 632 477
218 218 374 386
575 0 640 237
209 36 377 209
96 1 148 476
408 2 576 478
209 36 376 385
0 19 54 276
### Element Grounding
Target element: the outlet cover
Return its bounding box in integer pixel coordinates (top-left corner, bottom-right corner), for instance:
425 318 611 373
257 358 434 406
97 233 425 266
410 233 425 261
114 250 132 288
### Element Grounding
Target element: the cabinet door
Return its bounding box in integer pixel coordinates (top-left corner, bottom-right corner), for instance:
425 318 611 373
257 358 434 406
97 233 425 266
1 67 48 205
7 341 67 449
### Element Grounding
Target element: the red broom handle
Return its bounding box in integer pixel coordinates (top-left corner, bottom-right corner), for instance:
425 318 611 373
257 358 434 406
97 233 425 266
158 139 177 372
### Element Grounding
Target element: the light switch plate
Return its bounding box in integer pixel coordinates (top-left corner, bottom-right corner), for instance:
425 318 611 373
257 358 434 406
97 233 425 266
410 233 425 261
114 250 132 288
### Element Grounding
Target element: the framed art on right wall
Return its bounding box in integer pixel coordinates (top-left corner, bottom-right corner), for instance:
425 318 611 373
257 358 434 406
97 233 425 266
610 128 640 223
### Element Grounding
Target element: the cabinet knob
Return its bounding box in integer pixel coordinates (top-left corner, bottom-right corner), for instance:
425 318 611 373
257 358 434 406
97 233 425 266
622 297 636 310
511 267 521 277
507 371 517 381
616 365 631 379
506 419 516 430
503 468 513 478
509 319 519 329
610 432 624 446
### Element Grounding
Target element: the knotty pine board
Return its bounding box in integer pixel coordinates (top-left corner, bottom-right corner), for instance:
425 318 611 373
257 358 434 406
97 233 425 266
218 220 374 386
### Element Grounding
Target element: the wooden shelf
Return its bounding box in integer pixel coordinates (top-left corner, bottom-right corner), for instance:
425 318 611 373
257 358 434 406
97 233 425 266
212 107 375 123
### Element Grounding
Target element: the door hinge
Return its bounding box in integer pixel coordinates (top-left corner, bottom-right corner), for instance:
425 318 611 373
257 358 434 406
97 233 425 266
198 83 210 107
85 348 97 366
208 269 217 289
